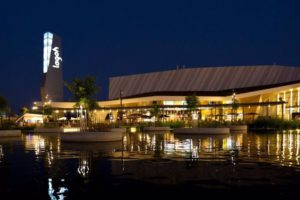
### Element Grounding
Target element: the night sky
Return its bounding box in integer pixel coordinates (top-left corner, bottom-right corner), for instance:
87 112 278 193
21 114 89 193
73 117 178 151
1 0 300 113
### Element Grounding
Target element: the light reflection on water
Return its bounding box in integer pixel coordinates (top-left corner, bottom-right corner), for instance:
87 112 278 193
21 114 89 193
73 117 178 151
21 131 300 168
0 145 3 163
1 131 300 197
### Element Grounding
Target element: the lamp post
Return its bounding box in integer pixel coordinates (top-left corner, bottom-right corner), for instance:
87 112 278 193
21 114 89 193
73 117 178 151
79 105 83 130
231 90 237 121
120 89 123 108
118 89 123 127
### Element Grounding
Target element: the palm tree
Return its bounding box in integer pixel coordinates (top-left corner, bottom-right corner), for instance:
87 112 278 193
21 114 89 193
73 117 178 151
65 76 100 129
185 94 198 127
20 106 29 115
0 96 9 128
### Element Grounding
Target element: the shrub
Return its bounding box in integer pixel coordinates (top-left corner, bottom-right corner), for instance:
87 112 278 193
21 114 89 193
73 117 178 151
248 117 300 130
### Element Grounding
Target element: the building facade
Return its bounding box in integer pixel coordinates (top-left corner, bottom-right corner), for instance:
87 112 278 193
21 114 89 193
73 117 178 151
36 65 300 122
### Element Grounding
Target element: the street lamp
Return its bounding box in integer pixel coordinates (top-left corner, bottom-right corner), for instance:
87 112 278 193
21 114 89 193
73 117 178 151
118 89 123 127
79 105 83 130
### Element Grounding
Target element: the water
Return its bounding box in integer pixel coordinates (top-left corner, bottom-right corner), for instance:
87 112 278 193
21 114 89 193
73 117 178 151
1 131 300 199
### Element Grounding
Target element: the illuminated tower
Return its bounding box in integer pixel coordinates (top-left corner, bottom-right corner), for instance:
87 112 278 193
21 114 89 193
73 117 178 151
41 32 64 102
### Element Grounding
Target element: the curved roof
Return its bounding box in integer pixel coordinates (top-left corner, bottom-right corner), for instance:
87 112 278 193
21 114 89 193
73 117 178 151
109 65 300 99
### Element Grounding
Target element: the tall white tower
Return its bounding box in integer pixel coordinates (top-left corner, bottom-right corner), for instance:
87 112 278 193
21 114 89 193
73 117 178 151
41 32 64 102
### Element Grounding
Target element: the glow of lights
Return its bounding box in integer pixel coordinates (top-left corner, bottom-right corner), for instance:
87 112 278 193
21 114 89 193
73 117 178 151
296 133 300 165
130 127 137 133
282 134 287 161
43 32 53 73
48 178 55 199
164 141 175 152
0 145 3 162
32 106 38 110
175 139 192 152
52 46 62 69
289 132 293 160
122 135 128 143
290 89 293 118
48 178 68 200
276 133 280 160
163 101 174 105
298 88 300 112
55 110 59 113
62 127 80 133
277 93 280 116
192 147 199 158
77 160 90 177
25 135 46 156
227 137 232 150
283 91 286 117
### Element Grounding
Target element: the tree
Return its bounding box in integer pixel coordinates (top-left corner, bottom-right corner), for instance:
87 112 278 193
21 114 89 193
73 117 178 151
0 96 9 128
150 101 160 126
43 105 53 115
65 76 100 128
185 94 198 127
20 106 29 115
231 92 239 121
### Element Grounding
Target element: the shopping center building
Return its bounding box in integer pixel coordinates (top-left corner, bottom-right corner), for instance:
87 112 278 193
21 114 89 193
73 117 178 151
36 65 300 122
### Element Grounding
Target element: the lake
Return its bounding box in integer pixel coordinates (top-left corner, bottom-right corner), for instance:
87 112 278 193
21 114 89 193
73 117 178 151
1 130 300 199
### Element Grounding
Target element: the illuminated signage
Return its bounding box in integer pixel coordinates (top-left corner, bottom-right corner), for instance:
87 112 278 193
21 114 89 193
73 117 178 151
52 47 62 68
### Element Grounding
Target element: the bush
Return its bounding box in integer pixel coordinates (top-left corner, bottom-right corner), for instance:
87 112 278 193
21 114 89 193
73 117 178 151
90 123 116 131
0 120 18 130
198 121 225 128
158 121 185 128
248 117 300 130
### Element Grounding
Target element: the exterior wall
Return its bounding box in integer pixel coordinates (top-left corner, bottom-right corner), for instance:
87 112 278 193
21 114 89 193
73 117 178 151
35 83 300 123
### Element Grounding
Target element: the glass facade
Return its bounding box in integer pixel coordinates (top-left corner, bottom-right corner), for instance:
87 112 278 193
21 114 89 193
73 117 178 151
43 32 53 73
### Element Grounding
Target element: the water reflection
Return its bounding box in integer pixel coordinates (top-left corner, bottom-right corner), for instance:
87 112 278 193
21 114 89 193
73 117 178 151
21 131 300 168
119 131 300 167
25 135 46 156
77 152 91 178
1 130 300 197
0 145 3 163
48 178 68 200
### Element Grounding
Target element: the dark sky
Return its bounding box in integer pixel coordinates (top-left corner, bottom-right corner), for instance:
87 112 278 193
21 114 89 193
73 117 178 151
1 0 300 113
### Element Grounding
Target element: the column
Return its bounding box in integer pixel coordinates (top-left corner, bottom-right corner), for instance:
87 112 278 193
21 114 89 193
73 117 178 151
277 93 280 117
298 88 300 112
290 89 293 120
283 91 286 119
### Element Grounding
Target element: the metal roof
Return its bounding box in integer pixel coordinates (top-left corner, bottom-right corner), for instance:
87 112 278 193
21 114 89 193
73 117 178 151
109 65 300 99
